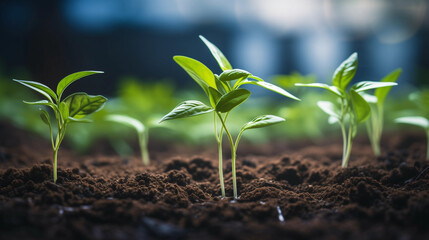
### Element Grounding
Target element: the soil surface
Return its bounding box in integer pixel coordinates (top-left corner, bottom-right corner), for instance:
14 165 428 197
1 121 428 240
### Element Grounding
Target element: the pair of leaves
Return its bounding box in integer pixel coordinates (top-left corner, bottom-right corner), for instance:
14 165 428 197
159 89 251 122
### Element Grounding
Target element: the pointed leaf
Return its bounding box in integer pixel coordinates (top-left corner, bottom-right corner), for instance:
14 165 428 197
395 116 429 129
13 79 57 102
295 83 342 97
317 101 340 118
359 92 378 104
214 74 228 94
352 81 397 93
63 93 107 119
106 114 145 134
59 101 69 121
68 117 93 123
219 69 251 82
57 71 103 99
208 87 223 108
241 80 300 101
350 89 370 124
173 56 216 95
159 100 213 123
332 53 358 90
241 115 285 132
215 89 250 113
375 68 401 105
39 109 51 127
23 100 58 112
199 35 232 71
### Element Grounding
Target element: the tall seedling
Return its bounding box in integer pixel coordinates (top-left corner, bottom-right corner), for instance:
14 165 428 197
360 69 401 156
296 53 397 167
14 71 107 182
160 36 299 199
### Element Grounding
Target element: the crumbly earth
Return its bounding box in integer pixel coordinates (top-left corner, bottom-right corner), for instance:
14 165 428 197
0 121 428 240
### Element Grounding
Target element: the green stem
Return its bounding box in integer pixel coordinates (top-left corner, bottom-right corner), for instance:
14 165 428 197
218 140 225 197
53 147 58 183
139 131 150 166
339 121 348 166
342 125 353 168
216 112 237 199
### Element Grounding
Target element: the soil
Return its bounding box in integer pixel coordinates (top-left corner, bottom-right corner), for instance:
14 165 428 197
1 120 429 240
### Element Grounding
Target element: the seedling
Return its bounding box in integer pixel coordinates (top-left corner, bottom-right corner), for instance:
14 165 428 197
395 90 429 160
360 69 401 156
105 114 150 165
14 71 107 182
296 53 397 167
395 117 429 160
160 36 299 199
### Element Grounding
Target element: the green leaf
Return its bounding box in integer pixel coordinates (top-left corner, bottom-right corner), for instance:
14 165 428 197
159 100 213 122
208 87 223 108
352 81 397 93
39 108 51 127
295 83 342 97
317 101 340 118
350 89 370 124
240 80 300 101
199 35 232 71
63 93 107 119
23 100 58 112
59 101 69 121
219 69 251 82
359 92 377 104
395 116 429 129
67 117 93 123
56 71 103 99
106 114 145 134
214 74 228 94
375 68 401 105
215 89 251 113
13 79 57 102
332 52 358 90
173 56 216 95
241 115 285 132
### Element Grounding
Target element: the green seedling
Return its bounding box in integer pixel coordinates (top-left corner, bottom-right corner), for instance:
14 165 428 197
105 114 150 165
360 69 401 156
395 90 429 160
160 36 299 199
296 53 397 167
14 71 107 182
395 116 429 160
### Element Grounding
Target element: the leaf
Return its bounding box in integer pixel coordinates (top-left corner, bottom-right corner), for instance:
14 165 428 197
67 117 93 123
241 115 285 132
214 74 228 94
241 80 300 101
199 35 232 71
332 52 358 90
57 71 103 99
39 109 51 127
352 81 397 93
59 101 70 121
208 87 223 108
173 56 216 95
317 101 340 118
359 92 378 104
159 100 213 123
375 68 401 105
63 93 107 119
106 114 145 134
13 79 57 102
395 116 429 129
215 89 251 113
219 69 251 82
295 83 342 97
350 89 370 124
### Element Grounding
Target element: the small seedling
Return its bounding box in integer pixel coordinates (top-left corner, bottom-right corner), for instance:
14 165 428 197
160 36 299 199
105 114 150 165
14 71 107 182
296 53 397 167
395 116 429 160
360 69 401 156
395 90 429 160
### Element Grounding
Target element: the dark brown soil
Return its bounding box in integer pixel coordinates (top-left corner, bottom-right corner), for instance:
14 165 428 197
1 121 429 240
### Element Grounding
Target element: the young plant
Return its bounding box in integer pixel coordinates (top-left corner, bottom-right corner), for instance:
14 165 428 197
360 69 401 156
395 90 429 160
105 114 150 165
395 117 429 160
296 53 397 167
14 71 107 182
160 36 299 199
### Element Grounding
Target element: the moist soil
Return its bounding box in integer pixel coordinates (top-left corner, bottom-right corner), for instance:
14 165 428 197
1 121 429 240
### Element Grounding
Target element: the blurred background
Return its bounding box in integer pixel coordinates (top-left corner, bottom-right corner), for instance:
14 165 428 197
0 0 428 153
